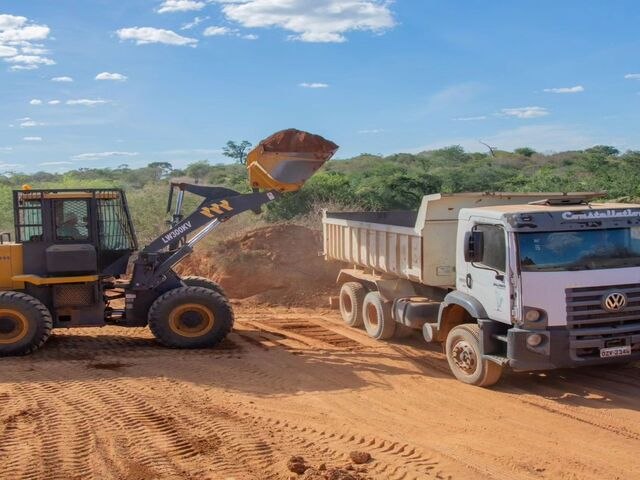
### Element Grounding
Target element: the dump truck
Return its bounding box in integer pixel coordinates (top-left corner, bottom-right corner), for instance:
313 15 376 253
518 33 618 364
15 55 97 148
323 192 640 386
0 129 337 356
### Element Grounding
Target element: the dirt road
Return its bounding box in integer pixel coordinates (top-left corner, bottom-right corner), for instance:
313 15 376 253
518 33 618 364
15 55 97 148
1 306 639 480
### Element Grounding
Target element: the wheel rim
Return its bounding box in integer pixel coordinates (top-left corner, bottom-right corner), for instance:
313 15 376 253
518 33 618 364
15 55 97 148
168 303 215 338
366 303 379 328
451 339 478 375
341 292 353 315
0 309 29 345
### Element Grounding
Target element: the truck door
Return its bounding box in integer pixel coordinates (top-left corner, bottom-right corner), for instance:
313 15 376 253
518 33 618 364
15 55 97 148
464 222 510 324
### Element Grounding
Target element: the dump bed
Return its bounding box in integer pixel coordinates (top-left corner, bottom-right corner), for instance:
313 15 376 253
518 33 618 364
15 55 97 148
323 192 595 287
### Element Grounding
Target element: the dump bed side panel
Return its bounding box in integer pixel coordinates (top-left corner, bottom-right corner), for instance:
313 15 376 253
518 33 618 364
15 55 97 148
323 213 422 282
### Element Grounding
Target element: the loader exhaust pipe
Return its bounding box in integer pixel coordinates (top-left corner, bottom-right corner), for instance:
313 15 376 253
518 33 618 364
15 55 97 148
247 128 338 192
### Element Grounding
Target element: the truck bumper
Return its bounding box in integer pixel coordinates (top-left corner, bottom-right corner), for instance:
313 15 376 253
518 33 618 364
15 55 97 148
506 327 640 371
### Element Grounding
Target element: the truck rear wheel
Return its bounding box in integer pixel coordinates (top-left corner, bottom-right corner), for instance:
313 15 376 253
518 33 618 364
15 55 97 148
339 282 366 327
362 291 396 340
0 291 52 356
445 324 503 387
148 286 234 349
181 275 227 298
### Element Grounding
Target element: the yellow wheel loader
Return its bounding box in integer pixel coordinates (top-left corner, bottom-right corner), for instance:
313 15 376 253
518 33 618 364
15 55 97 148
0 129 337 355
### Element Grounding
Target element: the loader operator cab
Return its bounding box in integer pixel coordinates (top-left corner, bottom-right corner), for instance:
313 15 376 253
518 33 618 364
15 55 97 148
14 188 137 277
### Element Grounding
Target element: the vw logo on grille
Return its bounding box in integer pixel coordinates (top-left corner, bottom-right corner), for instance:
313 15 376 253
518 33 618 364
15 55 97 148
603 292 627 312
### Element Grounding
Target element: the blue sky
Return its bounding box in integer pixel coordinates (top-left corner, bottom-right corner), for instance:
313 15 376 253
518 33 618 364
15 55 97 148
1 0 639 172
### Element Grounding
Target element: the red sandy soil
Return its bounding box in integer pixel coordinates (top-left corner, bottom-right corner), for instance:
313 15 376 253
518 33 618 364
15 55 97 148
1 306 639 479
178 224 340 307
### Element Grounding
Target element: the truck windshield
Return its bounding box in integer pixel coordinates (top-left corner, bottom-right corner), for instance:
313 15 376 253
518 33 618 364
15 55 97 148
518 228 640 271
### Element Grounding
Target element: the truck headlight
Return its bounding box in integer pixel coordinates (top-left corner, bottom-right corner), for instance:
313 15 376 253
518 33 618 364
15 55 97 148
526 333 544 347
524 309 541 322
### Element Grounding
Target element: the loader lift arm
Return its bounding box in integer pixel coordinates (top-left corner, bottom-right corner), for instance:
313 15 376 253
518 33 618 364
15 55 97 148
130 184 280 290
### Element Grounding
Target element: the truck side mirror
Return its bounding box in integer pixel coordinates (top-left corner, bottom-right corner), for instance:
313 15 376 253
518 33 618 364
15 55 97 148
464 231 484 263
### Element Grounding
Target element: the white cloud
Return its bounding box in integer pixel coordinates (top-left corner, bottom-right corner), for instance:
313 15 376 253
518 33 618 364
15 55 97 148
117 27 198 46
67 99 110 106
0 163 21 169
40 161 72 166
358 129 384 134
29 99 42 105
203 25 259 39
453 115 487 121
0 15 50 42
5 54 55 69
299 82 329 88
0 15 54 70
48 100 61 105
543 85 584 94
20 119 43 128
214 0 396 43
0 147 12 152
96 71 128 81
73 151 139 160
204 26 234 36
21 45 48 55
501 106 549 119
51 76 73 82
0 45 17 57
23 136 42 142
181 16 209 30
157 0 207 13
624 73 640 80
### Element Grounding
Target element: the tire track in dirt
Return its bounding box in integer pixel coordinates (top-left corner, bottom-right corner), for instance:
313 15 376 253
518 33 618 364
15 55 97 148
252 414 448 480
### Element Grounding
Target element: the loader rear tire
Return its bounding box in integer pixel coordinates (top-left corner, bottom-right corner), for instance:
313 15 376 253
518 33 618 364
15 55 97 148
445 324 503 387
148 286 234 349
0 291 52 356
181 276 227 298
362 291 396 340
339 282 366 327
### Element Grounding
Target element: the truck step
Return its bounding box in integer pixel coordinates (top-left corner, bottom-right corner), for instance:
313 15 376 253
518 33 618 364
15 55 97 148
492 334 508 343
483 354 509 366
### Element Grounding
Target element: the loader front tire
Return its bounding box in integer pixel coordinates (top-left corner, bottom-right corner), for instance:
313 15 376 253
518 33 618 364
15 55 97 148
339 282 366 327
148 286 234 349
181 275 227 298
0 291 52 356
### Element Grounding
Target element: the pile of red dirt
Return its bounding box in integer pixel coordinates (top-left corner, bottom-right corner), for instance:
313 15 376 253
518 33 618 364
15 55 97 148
177 225 341 307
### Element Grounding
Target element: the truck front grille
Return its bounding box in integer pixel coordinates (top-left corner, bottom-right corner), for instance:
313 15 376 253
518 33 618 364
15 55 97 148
566 284 640 358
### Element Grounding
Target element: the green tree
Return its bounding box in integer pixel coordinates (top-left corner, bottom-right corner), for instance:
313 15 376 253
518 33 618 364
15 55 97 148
147 162 173 181
222 140 252 165
515 147 536 158
185 160 211 184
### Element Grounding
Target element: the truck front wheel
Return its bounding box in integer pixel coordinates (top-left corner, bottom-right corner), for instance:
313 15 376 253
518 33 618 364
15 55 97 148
445 324 502 387
362 291 396 340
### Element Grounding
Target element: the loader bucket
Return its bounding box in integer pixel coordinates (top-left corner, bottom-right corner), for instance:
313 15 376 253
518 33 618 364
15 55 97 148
247 129 339 192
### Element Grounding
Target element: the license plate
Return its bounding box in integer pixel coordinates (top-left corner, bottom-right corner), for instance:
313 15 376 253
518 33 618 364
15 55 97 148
600 345 632 358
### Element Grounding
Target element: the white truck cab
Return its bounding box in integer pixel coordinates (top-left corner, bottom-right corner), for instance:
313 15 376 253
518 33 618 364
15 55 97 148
323 193 640 386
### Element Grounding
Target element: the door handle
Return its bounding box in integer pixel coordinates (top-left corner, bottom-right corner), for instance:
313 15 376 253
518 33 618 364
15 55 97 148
466 274 473 289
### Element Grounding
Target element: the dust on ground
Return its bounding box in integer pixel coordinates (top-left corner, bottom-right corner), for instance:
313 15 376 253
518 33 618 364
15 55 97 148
178 224 340 307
